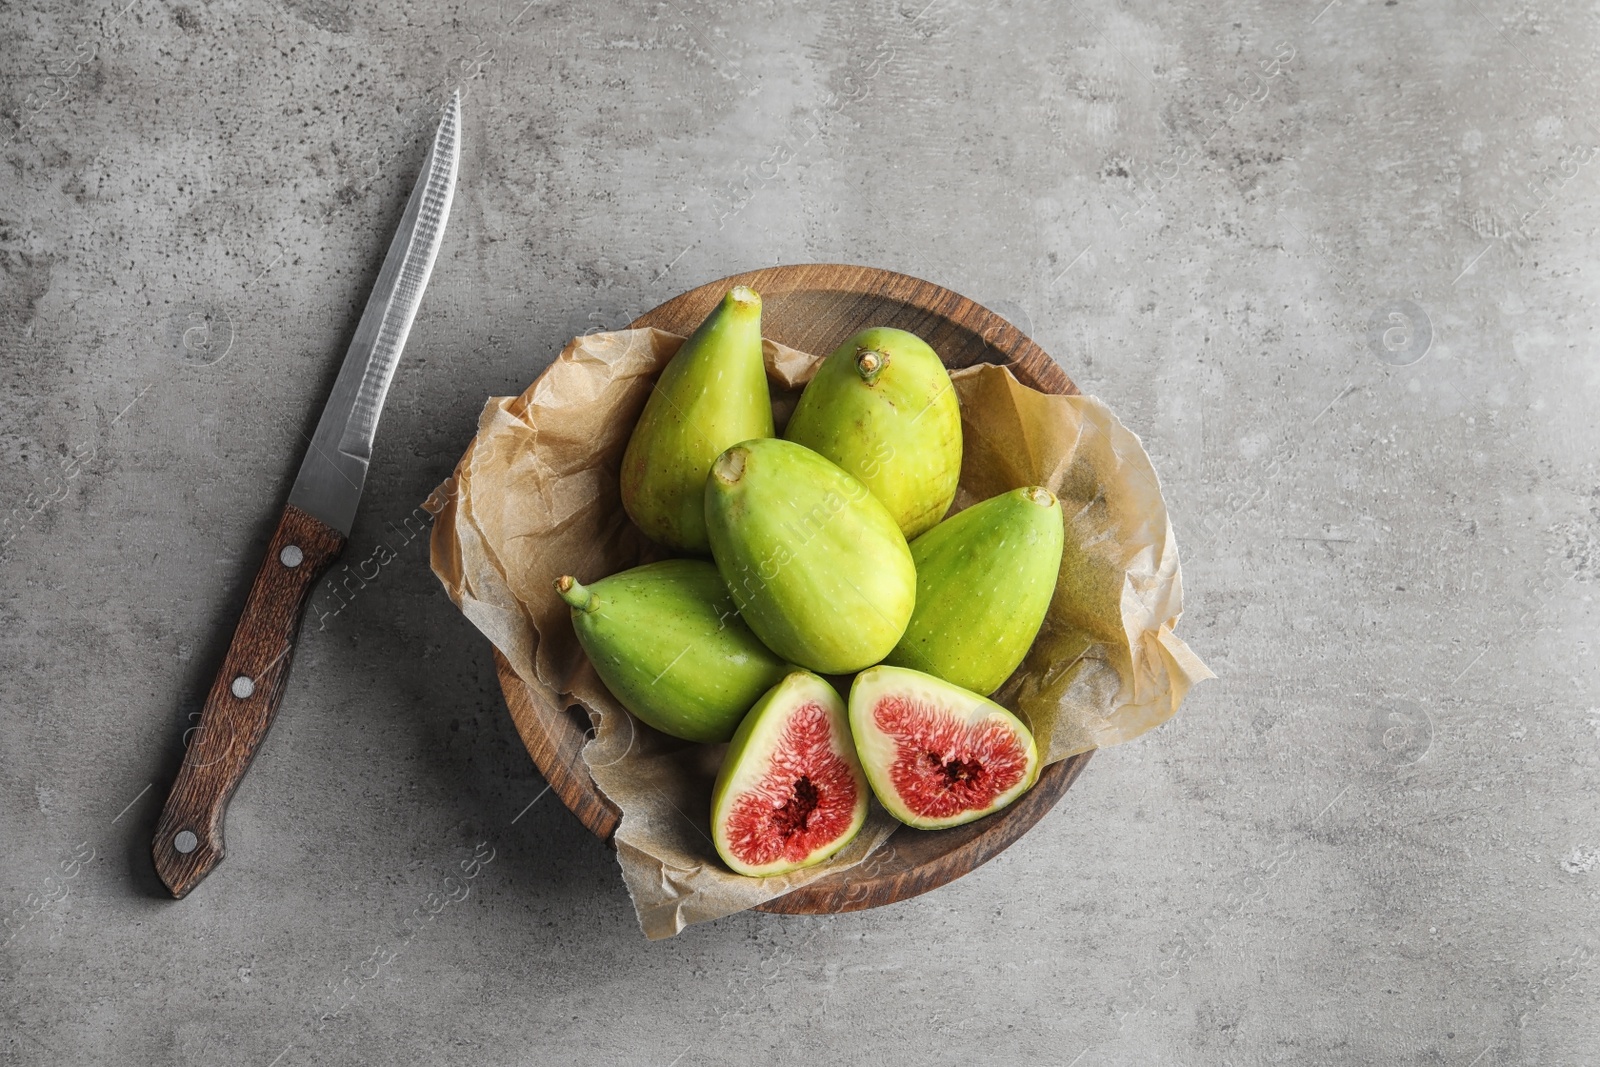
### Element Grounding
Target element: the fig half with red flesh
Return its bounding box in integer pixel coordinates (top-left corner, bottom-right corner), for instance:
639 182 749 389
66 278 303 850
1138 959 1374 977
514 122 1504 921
711 671 869 877
849 665 1040 830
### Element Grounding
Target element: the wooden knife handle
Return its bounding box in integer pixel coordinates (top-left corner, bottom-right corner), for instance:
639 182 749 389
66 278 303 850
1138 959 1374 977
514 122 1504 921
153 504 346 898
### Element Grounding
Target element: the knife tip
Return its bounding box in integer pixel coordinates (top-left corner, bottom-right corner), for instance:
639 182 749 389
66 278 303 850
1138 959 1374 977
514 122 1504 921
436 89 462 156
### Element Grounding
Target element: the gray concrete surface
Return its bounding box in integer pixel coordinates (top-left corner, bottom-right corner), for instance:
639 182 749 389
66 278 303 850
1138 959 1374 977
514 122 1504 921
3 0 1598 1063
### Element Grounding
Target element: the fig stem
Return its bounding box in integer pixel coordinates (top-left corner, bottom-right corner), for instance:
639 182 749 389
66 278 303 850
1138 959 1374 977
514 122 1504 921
713 447 747 485
854 348 888 384
555 575 598 613
1024 486 1057 507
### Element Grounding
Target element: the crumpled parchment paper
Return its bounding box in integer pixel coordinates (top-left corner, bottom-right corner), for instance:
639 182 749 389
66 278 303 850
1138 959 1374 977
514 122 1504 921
430 327 1211 939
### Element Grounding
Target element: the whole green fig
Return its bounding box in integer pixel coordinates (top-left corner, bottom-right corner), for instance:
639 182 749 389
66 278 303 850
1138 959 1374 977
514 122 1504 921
704 438 915 675
884 486 1064 695
621 287 772 552
783 326 961 539
555 559 789 743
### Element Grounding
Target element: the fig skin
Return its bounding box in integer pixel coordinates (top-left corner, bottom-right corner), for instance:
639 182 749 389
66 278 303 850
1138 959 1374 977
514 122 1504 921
555 560 788 743
711 670 868 877
704 437 916 675
884 486 1065 695
849 665 1040 830
620 286 773 552
783 326 961 539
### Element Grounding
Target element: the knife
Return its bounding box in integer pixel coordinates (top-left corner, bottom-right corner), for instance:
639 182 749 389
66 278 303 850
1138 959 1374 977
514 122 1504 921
152 91 461 899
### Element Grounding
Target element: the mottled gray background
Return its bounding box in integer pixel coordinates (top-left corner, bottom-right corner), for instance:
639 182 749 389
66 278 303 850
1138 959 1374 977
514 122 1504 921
3 0 1597 1063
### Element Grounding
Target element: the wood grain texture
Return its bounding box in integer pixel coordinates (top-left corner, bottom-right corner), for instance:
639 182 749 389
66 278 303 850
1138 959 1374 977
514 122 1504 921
493 263 1092 915
497 650 622 841
152 504 345 898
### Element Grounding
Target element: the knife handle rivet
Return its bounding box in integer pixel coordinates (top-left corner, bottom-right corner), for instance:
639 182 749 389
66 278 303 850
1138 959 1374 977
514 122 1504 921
231 676 256 699
173 830 198 854
279 545 304 568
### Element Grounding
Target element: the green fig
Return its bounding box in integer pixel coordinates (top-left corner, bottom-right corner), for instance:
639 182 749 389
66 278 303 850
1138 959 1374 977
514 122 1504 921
711 670 868 876
850 665 1039 830
621 286 773 552
783 326 961 539
704 438 915 675
884 486 1064 695
555 559 789 743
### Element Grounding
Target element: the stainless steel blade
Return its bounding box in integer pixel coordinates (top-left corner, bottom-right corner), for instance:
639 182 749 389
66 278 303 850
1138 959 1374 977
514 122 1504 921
287 90 461 534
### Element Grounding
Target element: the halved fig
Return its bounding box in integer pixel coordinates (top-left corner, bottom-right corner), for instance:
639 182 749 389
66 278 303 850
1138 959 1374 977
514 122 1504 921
849 665 1040 830
711 671 869 877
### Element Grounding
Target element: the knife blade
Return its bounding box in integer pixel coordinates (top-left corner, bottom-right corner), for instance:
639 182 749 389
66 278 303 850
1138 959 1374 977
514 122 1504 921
152 92 461 899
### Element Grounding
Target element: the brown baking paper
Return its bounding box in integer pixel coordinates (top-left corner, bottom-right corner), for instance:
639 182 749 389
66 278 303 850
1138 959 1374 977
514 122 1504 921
429 328 1210 939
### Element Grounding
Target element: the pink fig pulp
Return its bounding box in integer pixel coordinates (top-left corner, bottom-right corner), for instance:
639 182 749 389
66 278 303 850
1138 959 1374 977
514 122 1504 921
849 665 1040 830
711 671 869 876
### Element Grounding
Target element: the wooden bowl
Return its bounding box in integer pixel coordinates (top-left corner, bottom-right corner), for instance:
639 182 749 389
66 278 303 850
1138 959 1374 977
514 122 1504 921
493 264 1094 914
